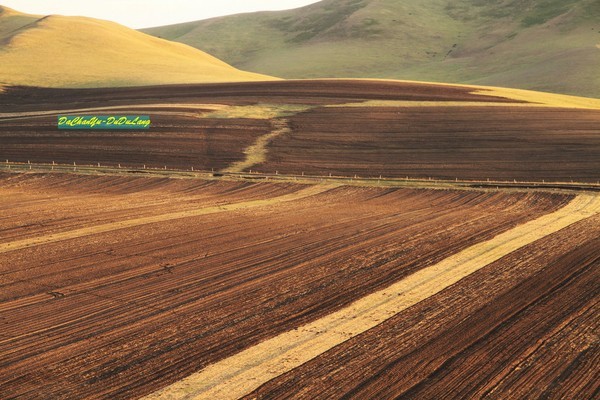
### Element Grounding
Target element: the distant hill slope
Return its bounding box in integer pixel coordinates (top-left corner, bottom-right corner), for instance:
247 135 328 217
0 6 274 88
143 0 600 98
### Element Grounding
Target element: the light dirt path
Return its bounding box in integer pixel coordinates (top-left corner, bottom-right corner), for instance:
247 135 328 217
0 184 334 254
144 193 600 400
221 119 290 173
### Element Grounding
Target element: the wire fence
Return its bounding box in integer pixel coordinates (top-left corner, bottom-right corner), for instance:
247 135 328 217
1 160 599 192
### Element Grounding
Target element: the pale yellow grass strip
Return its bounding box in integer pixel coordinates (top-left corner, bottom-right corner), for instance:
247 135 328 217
0 184 334 254
302 78 600 109
471 87 600 110
222 119 290 173
145 194 600 400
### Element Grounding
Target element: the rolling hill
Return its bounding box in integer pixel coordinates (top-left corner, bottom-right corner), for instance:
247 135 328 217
143 0 600 98
0 5 274 88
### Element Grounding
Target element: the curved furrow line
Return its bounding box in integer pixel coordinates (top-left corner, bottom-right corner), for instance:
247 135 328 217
0 184 336 255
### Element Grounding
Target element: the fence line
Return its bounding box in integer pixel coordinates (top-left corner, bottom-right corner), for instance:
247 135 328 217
0 160 598 191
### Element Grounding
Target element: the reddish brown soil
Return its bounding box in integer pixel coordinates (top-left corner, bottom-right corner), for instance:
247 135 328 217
0 113 271 170
244 214 600 400
0 172 302 245
1 80 597 182
0 173 569 399
0 80 518 113
259 106 600 182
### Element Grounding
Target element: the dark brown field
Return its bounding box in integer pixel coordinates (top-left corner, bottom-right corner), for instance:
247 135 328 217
2 80 598 182
1 79 599 399
262 105 600 182
244 214 600 400
0 113 270 171
0 172 578 399
0 80 518 113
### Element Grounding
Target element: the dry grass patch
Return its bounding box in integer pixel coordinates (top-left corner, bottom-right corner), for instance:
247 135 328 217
472 87 600 110
203 104 311 119
0 13 276 87
221 119 291 173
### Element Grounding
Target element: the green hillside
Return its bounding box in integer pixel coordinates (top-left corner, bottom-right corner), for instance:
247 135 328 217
143 0 600 98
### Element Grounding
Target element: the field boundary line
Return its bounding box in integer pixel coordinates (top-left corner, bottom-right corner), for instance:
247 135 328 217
0 184 335 254
144 194 600 400
2 164 599 193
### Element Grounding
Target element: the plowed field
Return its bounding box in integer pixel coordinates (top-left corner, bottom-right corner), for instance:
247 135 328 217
0 172 585 399
1 80 598 182
262 106 600 182
243 214 600 400
1 79 598 399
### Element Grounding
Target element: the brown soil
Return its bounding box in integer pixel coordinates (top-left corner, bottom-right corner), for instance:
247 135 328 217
0 80 519 113
150 193 599 400
243 214 600 400
0 173 569 399
1 80 597 182
0 113 271 170
260 105 600 182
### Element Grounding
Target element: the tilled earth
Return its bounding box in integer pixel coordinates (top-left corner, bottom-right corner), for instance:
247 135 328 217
2 80 597 181
244 215 600 400
0 173 575 399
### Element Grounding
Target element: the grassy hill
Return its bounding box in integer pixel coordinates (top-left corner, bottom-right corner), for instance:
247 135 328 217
142 0 600 98
0 6 275 88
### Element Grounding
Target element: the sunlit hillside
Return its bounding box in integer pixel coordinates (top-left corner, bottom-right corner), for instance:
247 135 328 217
144 0 600 98
0 6 275 88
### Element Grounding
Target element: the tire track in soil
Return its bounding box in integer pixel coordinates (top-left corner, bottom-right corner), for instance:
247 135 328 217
144 193 600 400
0 184 336 254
